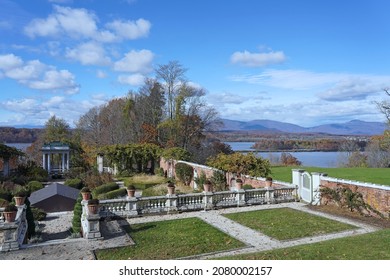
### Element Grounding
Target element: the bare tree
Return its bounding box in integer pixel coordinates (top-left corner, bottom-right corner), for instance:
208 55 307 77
376 88 390 123
155 61 187 121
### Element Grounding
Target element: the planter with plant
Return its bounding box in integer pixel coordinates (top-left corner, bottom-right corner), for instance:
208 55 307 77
87 199 100 215
235 178 243 190
80 187 91 201
3 203 18 222
13 189 27 206
127 185 136 198
167 182 175 195
265 177 273 187
203 180 213 192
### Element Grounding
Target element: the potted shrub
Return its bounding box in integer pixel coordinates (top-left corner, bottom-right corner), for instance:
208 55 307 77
13 189 27 206
167 182 175 195
127 185 136 198
265 177 273 187
3 203 18 223
80 187 91 201
203 180 212 192
87 199 100 215
235 178 243 190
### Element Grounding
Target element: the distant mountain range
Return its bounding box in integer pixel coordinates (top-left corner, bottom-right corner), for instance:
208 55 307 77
219 119 387 136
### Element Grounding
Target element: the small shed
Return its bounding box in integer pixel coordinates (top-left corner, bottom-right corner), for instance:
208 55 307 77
29 182 80 212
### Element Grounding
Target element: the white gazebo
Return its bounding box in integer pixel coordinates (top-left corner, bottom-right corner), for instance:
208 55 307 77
41 142 70 174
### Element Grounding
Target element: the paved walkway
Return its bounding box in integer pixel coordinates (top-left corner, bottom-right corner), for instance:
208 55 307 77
0 202 379 260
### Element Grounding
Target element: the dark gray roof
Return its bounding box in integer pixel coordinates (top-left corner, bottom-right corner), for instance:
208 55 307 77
29 182 79 205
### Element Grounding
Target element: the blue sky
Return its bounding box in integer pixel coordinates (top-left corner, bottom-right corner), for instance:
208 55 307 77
1 0 390 128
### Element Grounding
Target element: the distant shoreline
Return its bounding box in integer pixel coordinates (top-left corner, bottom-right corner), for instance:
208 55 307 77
234 149 340 153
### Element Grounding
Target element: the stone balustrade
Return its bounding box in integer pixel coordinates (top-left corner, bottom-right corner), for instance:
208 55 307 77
80 186 298 239
0 205 28 252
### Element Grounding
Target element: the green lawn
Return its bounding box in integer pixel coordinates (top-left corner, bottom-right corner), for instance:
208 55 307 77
271 166 390 185
219 229 390 260
223 208 356 240
95 217 246 260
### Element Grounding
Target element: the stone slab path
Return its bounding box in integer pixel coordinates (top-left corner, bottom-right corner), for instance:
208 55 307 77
0 202 379 260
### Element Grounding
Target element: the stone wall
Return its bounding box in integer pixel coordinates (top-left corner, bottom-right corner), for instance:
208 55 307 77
320 176 390 218
159 158 295 190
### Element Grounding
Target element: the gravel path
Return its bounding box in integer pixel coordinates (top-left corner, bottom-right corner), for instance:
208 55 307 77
0 202 379 260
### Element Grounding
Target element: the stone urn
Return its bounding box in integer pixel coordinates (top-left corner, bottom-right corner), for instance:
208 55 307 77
80 187 91 201
167 182 175 195
3 204 17 223
127 185 136 198
235 178 243 190
87 199 100 215
203 180 212 192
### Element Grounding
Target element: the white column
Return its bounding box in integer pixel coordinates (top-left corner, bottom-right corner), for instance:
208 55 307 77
47 153 51 173
97 155 103 173
42 153 46 170
62 152 65 172
66 152 70 170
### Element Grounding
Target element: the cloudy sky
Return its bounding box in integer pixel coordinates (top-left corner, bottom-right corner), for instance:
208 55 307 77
1 0 390 128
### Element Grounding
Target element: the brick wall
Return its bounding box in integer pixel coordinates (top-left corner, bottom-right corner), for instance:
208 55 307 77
320 177 390 218
160 158 294 189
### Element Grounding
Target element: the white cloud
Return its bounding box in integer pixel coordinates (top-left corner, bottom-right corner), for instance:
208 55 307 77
0 53 79 94
96 70 107 79
231 50 286 67
24 5 151 42
28 69 79 94
0 54 23 71
106 19 151 40
113 49 154 73
231 69 390 101
65 42 111 66
118 73 145 86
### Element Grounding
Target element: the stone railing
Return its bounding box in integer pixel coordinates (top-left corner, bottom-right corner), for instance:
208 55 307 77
0 205 28 252
80 185 298 239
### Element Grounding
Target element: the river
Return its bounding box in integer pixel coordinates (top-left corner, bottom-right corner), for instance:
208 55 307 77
225 142 347 168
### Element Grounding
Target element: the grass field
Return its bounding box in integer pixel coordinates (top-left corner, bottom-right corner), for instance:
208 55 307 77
223 208 356 240
271 166 390 185
219 229 390 260
95 218 246 260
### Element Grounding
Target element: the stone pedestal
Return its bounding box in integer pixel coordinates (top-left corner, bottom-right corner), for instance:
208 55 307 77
126 197 139 217
165 194 178 212
81 201 102 240
202 191 214 210
235 189 246 206
265 187 274 204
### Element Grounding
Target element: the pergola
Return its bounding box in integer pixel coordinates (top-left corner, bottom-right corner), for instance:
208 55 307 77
41 142 71 175
0 143 24 177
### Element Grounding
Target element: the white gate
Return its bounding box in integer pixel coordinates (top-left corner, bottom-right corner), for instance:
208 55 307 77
300 171 312 203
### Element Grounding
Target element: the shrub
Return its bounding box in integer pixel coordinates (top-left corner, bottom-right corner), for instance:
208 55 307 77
242 184 254 190
25 198 36 238
80 187 91 193
64 178 84 190
92 182 118 197
175 163 194 185
97 188 127 199
194 171 207 191
31 207 47 221
4 203 17 212
0 198 9 207
72 195 82 235
27 181 44 193
88 199 99 205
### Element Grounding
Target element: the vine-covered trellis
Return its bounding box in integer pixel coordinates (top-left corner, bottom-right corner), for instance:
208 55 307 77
101 143 162 174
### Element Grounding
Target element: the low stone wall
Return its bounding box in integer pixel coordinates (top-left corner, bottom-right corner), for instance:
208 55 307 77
320 176 390 218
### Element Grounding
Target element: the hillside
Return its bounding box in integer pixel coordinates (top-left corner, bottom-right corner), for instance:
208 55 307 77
220 119 387 136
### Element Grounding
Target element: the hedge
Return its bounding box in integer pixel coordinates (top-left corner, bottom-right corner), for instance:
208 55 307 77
92 182 119 197
97 188 127 200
